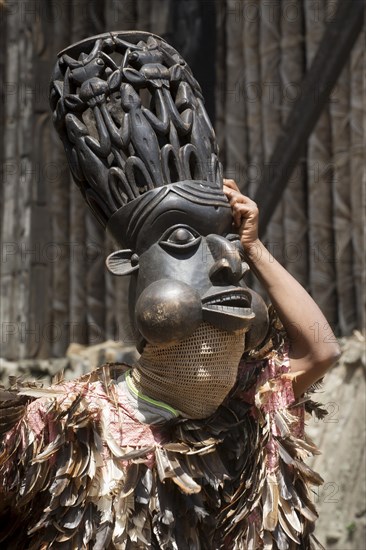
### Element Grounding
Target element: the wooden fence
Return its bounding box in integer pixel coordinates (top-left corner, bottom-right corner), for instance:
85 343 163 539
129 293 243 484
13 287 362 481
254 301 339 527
0 0 364 360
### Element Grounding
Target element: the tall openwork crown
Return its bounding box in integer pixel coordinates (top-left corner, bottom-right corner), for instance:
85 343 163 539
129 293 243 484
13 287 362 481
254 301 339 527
50 31 223 229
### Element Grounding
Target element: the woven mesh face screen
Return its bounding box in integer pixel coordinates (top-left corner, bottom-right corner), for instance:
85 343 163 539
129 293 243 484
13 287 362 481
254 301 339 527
132 322 245 418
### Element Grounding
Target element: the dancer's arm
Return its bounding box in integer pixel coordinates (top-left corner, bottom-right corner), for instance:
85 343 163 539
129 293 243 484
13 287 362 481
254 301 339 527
223 179 341 397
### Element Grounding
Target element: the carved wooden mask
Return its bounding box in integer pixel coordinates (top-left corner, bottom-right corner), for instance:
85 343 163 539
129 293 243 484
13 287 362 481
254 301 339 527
50 31 269 351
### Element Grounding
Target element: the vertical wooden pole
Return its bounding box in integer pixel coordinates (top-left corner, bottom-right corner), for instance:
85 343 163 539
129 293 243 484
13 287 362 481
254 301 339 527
350 30 365 331
1 6 20 359
149 0 172 37
0 3 5 251
86 214 106 346
243 0 263 199
304 0 337 329
260 0 284 263
84 3 106 347
17 11 34 359
281 0 308 286
50 1 72 356
225 0 247 190
68 0 91 347
105 0 137 31
330 61 356 335
215 0 227 165
137 0 151 31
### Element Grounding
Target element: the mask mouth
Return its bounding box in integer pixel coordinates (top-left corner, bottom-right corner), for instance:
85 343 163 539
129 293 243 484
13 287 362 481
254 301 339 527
201 289 254 331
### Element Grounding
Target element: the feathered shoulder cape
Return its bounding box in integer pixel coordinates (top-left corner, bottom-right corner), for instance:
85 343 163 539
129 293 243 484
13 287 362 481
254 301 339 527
0 323 326 549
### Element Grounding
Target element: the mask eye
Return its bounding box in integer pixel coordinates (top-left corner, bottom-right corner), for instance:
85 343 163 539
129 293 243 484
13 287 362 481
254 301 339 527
160 226 201 251
168 228 196 244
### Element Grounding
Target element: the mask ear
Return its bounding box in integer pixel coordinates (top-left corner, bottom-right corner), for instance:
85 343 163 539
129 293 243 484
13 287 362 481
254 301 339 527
106 249 139 276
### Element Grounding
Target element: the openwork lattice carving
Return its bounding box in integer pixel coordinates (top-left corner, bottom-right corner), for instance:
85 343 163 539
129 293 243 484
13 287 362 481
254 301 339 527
50 31 222 227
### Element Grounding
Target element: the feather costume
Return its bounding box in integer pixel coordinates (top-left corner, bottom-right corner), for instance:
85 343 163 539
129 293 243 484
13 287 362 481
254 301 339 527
0 322 325 550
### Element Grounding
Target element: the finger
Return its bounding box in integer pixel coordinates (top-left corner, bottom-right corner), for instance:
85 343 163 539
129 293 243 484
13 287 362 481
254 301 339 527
224 194 251 225
224 188 243 202
223 178 240 192
223 187 238 201
232 203 248 227
226 191 254 208
232 202 259 227
232 201 259 218
230 195 257 209
223 186 253 204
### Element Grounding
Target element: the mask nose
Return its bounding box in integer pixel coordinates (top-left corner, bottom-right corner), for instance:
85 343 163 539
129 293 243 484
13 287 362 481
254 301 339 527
206 234 244 285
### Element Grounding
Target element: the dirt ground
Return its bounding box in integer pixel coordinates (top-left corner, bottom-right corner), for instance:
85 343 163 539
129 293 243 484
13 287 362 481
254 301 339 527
308 331 366 550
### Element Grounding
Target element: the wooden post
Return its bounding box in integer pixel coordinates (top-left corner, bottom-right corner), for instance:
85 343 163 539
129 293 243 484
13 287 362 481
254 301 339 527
84 4 106 347
0 3 5 250
281 0 308 287
50 2 72 357
1 7 21 359
304 0 337 328
105 0 137 31
137 0 152 31
330 61 357 335
225 0 247 190
243 0 263 199
260 0 284 264
215 0 227 164
350 30 365 332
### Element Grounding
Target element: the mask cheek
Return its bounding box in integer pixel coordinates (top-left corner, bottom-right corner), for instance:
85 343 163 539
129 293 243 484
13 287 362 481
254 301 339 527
135 279 202 347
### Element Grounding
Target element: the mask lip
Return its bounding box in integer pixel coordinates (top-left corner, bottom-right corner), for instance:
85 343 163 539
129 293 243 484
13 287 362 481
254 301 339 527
201 288 254 330
202 287 252 306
